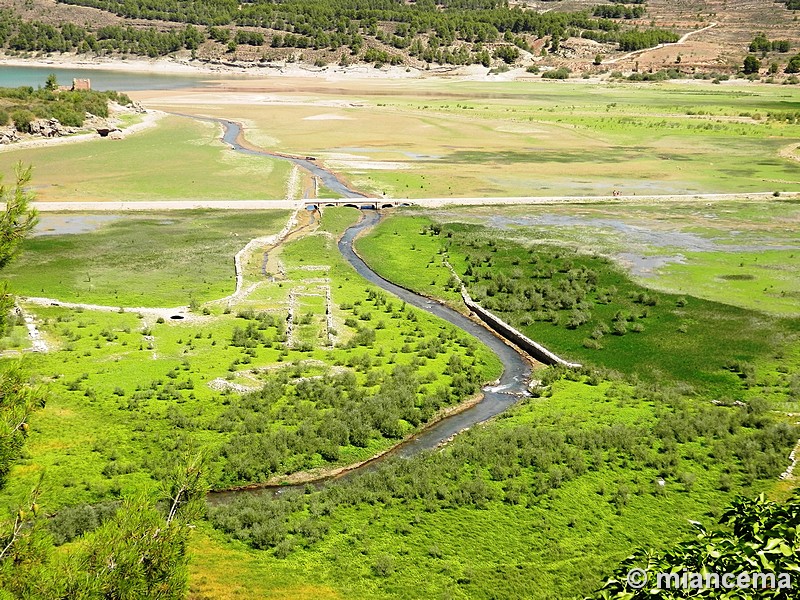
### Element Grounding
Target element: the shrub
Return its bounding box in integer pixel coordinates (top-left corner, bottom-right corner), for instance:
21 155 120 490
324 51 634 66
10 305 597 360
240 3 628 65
542 67 570 80
10 109 35 133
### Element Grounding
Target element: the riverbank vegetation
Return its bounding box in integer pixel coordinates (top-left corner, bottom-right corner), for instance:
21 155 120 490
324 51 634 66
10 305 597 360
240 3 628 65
3 208 500 514
198 367 798 598
1 201 797 598
358 213 800 397
409 200 800 316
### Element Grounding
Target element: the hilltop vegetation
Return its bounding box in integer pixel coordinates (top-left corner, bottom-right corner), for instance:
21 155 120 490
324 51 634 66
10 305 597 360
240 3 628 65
0 1 681 67
0 79 130 131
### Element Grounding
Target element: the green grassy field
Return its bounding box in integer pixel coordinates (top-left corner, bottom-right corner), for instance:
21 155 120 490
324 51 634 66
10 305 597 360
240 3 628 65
3 208 501 513
376 200 800 316
357 212 800 398
190 372 798 599
2 204 797 600
3 210 291 306
146 81 800 199
0 116 292 201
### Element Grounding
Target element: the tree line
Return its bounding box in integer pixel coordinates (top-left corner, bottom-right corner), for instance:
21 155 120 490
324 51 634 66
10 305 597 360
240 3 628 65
0 9 204 58
750 33 791 53
8 0 684 64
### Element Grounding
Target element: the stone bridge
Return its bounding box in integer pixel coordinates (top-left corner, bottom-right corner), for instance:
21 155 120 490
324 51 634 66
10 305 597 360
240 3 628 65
304 200 414 210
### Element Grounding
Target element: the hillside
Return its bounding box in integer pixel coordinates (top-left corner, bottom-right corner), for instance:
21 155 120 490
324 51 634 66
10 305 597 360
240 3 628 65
0 0 797 77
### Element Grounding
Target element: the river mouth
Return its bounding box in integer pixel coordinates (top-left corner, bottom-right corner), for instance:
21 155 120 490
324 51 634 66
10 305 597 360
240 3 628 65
207 210 534 503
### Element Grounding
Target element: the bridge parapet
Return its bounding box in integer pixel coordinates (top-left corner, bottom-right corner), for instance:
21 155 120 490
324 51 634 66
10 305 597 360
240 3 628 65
304 200 413 210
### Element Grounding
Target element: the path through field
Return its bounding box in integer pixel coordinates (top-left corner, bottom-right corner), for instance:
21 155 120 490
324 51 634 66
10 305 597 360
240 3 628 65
603 22 718 65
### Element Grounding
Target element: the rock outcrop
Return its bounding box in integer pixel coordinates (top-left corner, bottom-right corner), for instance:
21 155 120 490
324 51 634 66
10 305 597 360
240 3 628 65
28 118 72 137
0 128 20 145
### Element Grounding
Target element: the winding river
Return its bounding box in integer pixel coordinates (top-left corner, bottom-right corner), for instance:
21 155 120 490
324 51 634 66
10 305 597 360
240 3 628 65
208 210 534 502
175 112 534 499
171 113 367 199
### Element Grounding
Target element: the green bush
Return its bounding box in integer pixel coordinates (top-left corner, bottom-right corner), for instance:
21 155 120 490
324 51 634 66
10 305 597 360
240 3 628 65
10 108 35 133
542 67 570 79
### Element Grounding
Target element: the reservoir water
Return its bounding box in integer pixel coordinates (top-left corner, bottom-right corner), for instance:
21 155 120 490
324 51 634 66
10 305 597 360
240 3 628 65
0 64 224 91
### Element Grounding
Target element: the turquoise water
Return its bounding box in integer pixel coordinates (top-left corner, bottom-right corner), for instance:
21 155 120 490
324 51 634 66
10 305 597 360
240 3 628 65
0 64 224 91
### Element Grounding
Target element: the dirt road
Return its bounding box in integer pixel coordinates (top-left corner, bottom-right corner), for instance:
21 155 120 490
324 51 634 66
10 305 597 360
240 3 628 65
603 22 718 65
29 191 798 212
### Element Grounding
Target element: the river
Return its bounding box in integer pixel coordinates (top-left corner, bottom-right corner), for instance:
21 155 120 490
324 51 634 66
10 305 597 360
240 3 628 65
2 64 537 493
215 117 367 199
208 210 534 502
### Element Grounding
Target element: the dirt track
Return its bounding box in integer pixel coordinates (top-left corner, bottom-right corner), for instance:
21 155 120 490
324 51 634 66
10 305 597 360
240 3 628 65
603 22 719 65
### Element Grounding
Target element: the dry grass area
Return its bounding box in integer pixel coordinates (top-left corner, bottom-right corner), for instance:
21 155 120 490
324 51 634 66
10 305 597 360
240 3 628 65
188 528 342 600
133 79 800 200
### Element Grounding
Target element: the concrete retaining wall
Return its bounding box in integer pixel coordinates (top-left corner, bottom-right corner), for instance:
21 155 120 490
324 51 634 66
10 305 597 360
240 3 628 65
460 288 581 368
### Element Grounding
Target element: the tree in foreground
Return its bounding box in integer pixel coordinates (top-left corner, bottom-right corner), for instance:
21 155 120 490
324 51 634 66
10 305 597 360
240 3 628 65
589 492 800 599
0 164 208 598
0 164 37 336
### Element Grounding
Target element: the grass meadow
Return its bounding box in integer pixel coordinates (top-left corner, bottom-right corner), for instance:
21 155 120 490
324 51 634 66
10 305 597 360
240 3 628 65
1 205 796 599
143 81 800 199
356 211 800 398
189 372 798 599
3 208 501 512
0 116 292 202
4 210 291 306
383 199 800 316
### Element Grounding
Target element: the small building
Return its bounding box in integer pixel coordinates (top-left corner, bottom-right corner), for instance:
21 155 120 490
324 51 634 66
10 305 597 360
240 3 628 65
72 78 91 91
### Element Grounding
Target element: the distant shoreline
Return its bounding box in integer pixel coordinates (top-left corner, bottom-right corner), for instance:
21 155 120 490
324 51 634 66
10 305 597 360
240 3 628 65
0 53 433 81
0 53 781 88
0 53 600 83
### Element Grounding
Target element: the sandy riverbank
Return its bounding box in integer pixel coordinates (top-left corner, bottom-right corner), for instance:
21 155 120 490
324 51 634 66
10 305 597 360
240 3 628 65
0 53 601 83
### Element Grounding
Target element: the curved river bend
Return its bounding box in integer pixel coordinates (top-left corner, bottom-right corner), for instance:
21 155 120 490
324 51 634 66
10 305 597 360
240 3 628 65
209 210 534 502
171 113 367 199
190 116 534 500
337 210 533 459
